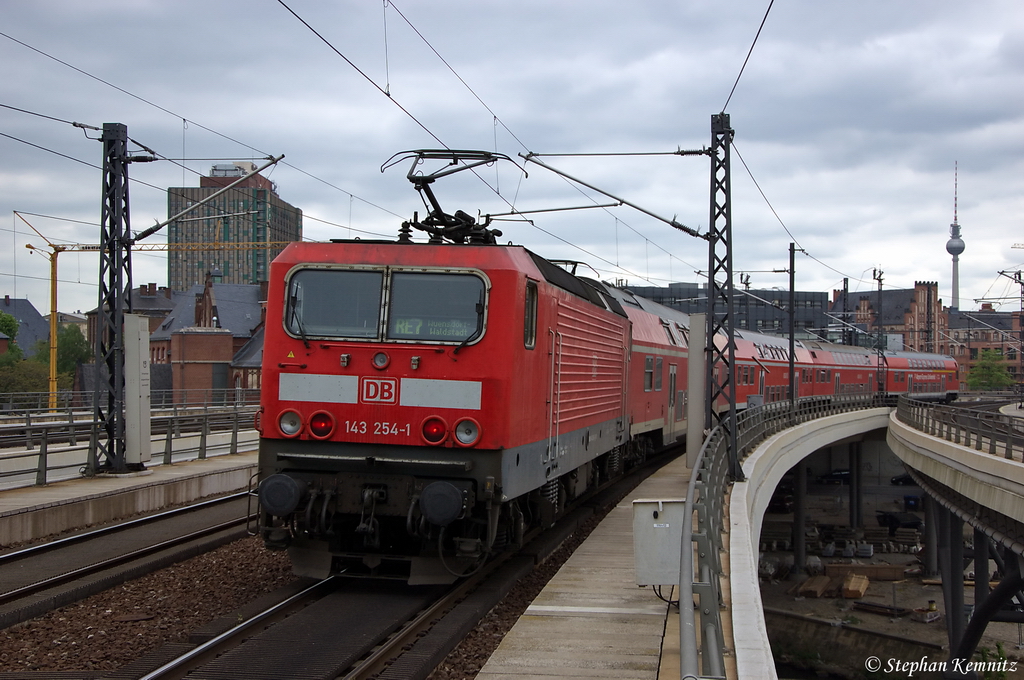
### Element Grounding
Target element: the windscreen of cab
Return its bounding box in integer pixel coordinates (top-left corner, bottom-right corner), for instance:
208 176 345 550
284 268 485 343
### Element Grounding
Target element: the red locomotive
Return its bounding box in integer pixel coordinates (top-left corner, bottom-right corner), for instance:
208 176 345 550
255 151 956 583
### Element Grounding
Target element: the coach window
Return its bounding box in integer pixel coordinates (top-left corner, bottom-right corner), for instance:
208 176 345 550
655 357 663 391
387 272 486 343
661 320 678 346
644 356 654 391
524 281 538 349
285 269 383 338
675 324 689 346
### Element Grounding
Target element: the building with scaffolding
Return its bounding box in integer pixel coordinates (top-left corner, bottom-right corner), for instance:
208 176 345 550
166 162 302 290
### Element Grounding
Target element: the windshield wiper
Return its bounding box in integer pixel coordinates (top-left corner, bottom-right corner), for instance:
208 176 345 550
453 299 485 355
288 288 311 349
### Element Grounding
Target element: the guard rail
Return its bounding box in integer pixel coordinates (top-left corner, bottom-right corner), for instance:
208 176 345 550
680 392 890 679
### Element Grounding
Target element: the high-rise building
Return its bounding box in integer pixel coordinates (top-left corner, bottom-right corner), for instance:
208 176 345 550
166 162 302 290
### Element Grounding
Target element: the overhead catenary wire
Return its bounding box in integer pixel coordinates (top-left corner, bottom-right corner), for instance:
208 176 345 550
277 0 445 149
732 140 876 289
722 0 774 112
0 32 395 232
35 2 666 291
301 1 702 288
5 4 868 299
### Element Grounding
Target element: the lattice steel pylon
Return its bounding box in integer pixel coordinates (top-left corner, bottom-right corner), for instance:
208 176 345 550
93 123 136 473
705 113 741 481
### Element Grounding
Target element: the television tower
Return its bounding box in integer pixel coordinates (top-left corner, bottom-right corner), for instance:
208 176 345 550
945 162 965 310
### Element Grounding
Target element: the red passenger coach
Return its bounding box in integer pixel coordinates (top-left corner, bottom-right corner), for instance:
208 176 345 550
257 239 639 583
881 350 958 402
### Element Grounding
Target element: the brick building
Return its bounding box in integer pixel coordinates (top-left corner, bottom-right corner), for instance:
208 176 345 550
947 304 1023 387
839 281 948 354
149 273 265 402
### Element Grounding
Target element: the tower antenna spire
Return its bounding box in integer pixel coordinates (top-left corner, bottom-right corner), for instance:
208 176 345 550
946 161 965 310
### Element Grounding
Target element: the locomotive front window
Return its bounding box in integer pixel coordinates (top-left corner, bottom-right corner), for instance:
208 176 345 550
285 269 383 338
386 272 485 342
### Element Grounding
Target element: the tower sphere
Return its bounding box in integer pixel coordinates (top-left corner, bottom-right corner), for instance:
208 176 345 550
946 236 965 256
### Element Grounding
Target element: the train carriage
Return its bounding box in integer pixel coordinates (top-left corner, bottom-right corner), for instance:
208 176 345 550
882 350 958 402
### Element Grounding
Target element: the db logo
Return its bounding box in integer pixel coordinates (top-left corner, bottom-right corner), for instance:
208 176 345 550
360 377 398 404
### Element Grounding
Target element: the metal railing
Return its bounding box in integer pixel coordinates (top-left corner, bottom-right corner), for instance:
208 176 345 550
896 396 1024 461
0 405 259 488
2 402 257 451
0 388 261 416
680 392 890 679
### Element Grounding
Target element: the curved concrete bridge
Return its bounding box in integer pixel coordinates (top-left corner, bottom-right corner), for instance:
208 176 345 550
719 399 1024 679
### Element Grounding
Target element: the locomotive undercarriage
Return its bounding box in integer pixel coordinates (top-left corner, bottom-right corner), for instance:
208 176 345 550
255 432 658 584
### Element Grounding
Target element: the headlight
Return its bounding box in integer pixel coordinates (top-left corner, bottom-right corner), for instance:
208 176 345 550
278 410 302 437
453 418 481 446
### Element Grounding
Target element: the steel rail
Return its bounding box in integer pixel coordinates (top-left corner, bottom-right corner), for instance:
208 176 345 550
0 491 247 562
0 498 252 608
138 578 336 680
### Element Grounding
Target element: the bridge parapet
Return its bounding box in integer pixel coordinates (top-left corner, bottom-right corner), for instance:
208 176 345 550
896 397 1024 462
889 397 1024 554
680 393 890 679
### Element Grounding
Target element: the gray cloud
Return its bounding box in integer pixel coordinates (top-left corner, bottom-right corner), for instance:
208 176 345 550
1 0 1023 318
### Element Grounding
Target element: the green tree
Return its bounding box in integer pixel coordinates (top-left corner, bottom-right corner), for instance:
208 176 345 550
29 324 91 376
0 310 18 342
56 324 91 375
0 359 49 393
0 310 23 365
967 349 1014 391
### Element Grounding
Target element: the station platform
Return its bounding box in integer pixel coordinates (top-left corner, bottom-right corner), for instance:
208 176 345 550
0 450 258 547
477 454 722 680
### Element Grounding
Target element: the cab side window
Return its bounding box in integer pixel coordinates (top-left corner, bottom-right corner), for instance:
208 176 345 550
524 281 538 349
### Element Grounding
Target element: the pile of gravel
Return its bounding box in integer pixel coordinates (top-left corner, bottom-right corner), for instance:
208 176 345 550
0 537 293 673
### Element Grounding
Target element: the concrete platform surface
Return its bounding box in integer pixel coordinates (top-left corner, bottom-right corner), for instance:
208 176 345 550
0 451 258 546
477 455 693 680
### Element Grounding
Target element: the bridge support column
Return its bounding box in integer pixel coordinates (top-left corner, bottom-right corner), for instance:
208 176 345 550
924 495 939 577
948 550 1024 678
974 529 990 607
792 464 807 576
937 504 968 673
849 442 863 529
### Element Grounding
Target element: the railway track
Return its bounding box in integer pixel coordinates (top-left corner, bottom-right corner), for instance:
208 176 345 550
0 493 252 630
124 448 671 680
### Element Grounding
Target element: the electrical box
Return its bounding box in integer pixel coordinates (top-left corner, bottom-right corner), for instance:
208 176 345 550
124 314 152 465
632 498 686 586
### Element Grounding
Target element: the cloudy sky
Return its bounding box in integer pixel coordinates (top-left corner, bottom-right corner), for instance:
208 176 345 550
2 0 1023 322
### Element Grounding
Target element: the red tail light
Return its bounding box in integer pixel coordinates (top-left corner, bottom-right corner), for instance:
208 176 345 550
421 417 447 444
309 411 334 439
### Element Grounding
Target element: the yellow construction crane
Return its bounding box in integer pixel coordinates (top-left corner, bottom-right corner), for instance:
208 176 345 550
17 212 296 410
